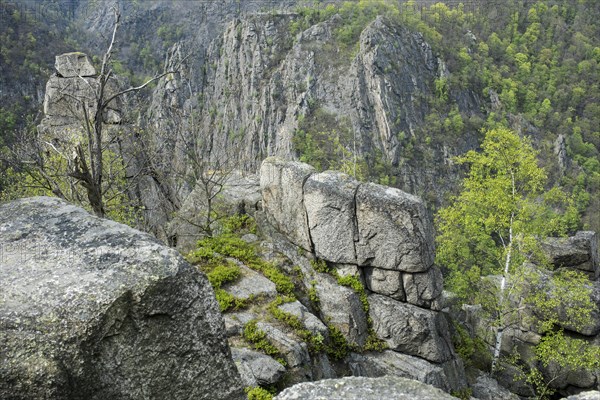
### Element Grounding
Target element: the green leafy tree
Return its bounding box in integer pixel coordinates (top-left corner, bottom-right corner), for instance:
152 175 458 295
435 128 596 389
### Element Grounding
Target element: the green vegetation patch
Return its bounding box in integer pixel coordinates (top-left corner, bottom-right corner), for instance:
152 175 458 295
243 320 286 366
245 387 274 400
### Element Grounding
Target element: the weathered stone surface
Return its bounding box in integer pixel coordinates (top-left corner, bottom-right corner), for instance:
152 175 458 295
0 197 244 400
256 322 310 369
334 263 362 279
232 347 285 387
355 182 434 272
223 262 277 301
364 267 405 301
368 294 454 363
310 352 337 380
542 231 599 279
564 392 600 400
495 362 535 398
347 351 465 392
274 376 457 400
316 273 368 347
43 75 99 124
403 266 444 310
278 301 329 338
224 311 258 337
304 170 359 263
55 52 96 77
541 358 599 390
260 157 315 250
472 372 520 400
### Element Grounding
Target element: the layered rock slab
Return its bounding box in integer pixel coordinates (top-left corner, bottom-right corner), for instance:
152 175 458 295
274 376 457 400
55 52 96 78
304 170 359 264
0 197 243 400
347 351 465 393
355 182 435 272
260 157 315 250
368 294 454 363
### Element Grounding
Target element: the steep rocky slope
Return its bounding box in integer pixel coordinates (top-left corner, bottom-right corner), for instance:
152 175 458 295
186 159 468 395
147 12 482 211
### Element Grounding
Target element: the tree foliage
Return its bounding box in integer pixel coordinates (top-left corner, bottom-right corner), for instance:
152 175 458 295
435 127 597 395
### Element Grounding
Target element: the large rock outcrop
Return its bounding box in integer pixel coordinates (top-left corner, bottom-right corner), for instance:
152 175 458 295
542 231 599 279
0 197 244 400
258 158 464 391
261 157 443 310
40 52 124 135
274 376 457 400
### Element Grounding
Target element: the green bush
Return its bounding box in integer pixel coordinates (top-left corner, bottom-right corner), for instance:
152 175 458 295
245 387 273 400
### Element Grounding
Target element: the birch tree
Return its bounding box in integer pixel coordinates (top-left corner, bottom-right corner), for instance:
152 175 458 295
435 127 595 381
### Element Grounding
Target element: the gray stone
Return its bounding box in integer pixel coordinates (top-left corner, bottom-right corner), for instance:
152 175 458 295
278 301 329 338
231 347 285 387
304 170 359 263
103 108 122 124
541 360 598 390
241 233 259 243
334 263 362 279
542 231 599 279
43 75 99 124
368 294 454 363
347 351 465 392
403 266 444 310
0 197 244 400
355 182 434 272
223 262 277 301
256 322 310 369
564 392 600 400
311 352 337 380
316 273 368 347
260 157 315 251
55 52 96 77
224 311 258 337
274 376 457 400
494 362 535 397
472 372 520 400
364 267 405 301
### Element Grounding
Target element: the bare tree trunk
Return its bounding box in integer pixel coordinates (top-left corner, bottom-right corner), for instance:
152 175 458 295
491 171 516 374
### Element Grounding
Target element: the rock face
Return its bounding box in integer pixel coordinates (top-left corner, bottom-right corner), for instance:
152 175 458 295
40 52 123 134
304 171 360 264
0 197 244 400
274 376 458 400
55 52 96 78
471 372 520 400
355 183 435 273
232 347 286 387
368 294 453 363
261 157 443 310
260 158 315 250
258 158 464 391
542 231 599 279
347 351 465 393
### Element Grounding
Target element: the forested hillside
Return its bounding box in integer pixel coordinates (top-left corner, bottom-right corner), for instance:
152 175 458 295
283 0 599 230
0 0 598 230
